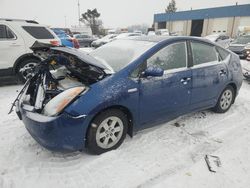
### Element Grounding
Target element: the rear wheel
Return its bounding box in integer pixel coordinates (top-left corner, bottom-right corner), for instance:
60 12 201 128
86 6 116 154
213 85 235 113
17 58 39 82
86 109 128 155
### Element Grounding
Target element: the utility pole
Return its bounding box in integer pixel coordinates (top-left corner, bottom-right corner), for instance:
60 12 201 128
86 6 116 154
78 0 81 26
64 16 67 28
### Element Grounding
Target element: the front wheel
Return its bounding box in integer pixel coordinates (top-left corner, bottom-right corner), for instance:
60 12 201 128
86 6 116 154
213 85 235 113
86 109 128 155
17 58 39 82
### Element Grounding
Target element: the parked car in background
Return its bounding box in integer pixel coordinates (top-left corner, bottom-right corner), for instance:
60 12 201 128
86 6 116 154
0 18 60 81
52 28 74 48
53 27 73 37
155 29 169 36
13 36 242 155
134 30 143 35
52 28 80 49
237 26 250 36
74 34 97 47
115 32 143 39
205 34 231 48
242 44 250 79
91 34 118 48
228 35 250 59
147 31 156 36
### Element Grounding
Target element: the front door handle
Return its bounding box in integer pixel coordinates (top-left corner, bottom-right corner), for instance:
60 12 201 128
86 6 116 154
128 88 138 93
180 77 191 85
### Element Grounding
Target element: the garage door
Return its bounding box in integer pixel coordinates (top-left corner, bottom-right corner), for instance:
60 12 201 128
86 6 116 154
211 18 229 33
238 16 250 26
172 21 184 35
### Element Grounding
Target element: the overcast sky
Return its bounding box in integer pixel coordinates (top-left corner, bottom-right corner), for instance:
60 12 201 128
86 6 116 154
0 0 249 28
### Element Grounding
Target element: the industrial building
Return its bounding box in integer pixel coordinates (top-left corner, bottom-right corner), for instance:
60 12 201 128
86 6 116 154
154 4 250 37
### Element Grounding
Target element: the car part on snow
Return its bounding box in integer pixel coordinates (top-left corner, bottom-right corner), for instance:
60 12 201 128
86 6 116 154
205 155 222 173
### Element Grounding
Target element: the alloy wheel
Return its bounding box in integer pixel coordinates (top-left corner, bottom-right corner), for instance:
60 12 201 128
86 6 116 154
95 116 124 149
220 89 233 110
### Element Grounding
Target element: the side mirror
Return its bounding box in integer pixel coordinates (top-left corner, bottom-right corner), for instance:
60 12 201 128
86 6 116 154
143 66 164 77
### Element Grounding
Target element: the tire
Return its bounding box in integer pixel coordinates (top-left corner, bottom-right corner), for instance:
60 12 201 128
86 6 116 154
17 58 39 83
213 85 235 113
86 109 128 155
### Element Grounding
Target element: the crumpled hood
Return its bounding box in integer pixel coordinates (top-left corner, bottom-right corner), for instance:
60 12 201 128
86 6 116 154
50 47 108 70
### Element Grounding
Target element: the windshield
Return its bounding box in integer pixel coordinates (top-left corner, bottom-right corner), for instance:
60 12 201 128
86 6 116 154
232 35 250 44
90 39 155 72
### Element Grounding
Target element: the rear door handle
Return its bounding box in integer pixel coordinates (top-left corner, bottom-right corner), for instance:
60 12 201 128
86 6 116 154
219 70 227 76
180 77 191 85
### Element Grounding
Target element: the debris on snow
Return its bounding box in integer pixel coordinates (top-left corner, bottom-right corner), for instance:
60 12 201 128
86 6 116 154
205 155 222 173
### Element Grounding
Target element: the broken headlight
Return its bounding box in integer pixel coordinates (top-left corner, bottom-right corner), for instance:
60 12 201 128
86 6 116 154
43 87 86 116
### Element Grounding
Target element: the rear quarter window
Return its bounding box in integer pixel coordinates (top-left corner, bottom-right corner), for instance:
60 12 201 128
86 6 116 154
22 26 55 39
216 47 231 60
0 25 16 39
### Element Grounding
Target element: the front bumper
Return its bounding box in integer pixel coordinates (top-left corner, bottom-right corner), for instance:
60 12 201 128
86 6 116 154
18 104 90 152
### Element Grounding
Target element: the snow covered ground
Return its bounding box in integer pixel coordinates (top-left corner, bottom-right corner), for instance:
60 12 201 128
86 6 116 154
0 62 250 188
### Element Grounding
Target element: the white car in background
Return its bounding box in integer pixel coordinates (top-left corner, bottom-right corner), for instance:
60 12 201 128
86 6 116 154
91 33 142 48
205 34 231 48
147 31 156 36
0 18 60 82
91 34 118 48
155 29 170 36
115 32 143 39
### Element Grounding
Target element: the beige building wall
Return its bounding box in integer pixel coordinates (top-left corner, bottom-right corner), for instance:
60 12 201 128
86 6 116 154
154 22 158 31
154 16 250 37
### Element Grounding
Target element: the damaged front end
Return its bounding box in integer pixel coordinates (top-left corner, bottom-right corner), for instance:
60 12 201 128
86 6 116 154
12 42 109 117
10 42 111 151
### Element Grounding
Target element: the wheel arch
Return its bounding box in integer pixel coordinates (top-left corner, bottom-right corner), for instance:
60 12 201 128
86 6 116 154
13 53 40 73
87 105 134 139
227 82 237 103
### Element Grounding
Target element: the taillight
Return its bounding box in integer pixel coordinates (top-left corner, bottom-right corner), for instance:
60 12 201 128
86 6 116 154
73 39 80 49
50 40 60 46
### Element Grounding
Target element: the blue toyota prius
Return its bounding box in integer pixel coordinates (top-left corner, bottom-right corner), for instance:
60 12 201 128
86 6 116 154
12 36 243 154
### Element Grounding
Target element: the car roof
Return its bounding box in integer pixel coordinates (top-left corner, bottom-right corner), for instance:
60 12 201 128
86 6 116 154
131 35 210 43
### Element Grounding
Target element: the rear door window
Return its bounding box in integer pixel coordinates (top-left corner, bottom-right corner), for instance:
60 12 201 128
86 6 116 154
22 26 55 39
191 42 218 66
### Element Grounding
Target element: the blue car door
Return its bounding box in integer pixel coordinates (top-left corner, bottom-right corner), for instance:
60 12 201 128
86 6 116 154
189 41 229 110
138 41 192 126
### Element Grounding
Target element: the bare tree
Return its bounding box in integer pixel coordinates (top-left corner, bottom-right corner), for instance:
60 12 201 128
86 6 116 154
165 0 177 13
80 9 102 35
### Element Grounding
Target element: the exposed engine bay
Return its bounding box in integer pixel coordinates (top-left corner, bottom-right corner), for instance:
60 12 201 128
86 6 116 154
11 42 110 116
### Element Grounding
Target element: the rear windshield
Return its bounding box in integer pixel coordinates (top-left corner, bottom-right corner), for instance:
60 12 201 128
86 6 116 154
22 26 55 39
